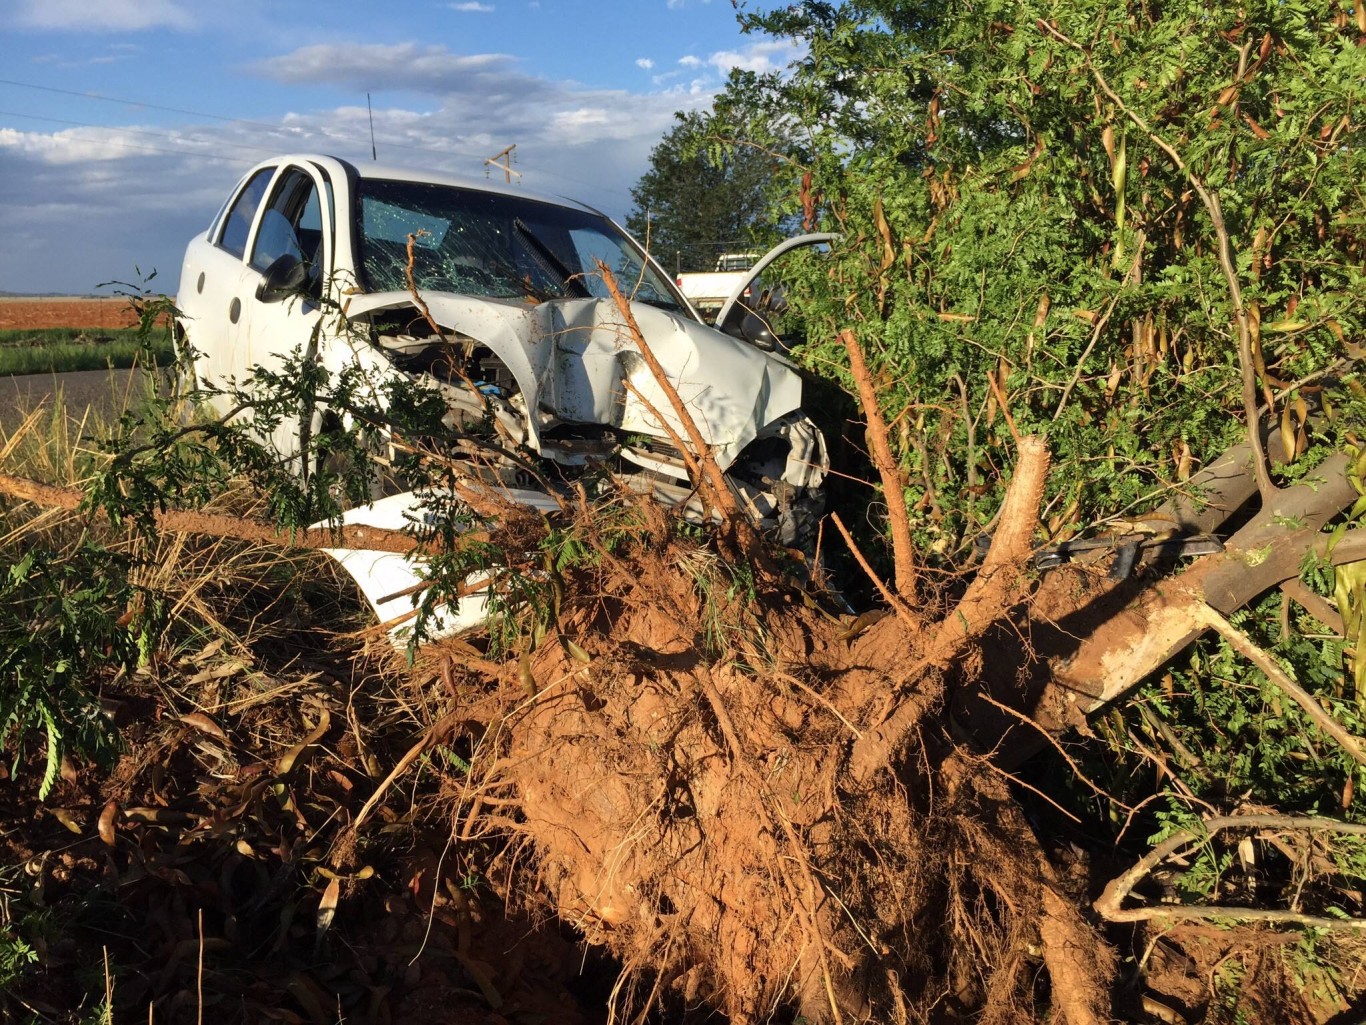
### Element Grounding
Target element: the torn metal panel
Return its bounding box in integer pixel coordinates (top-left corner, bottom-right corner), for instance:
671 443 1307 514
320 487 562 644
352 291 808 476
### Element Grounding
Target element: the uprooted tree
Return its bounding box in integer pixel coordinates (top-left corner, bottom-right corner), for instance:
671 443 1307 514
623 0 1366 1016
3 1 1366 1023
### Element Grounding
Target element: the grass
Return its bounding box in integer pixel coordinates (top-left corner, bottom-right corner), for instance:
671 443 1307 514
0 327 174 376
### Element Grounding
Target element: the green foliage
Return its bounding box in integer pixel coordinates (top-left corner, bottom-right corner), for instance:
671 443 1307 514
0 289 179 797
0 546 129 797
0 327 171 376
718 0 1365 549
0 924 40 990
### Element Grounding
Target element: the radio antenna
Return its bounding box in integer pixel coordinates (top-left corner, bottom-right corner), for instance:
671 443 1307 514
366 93 377 161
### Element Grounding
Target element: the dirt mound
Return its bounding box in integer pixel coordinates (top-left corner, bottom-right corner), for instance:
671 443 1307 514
421 522 1102 1024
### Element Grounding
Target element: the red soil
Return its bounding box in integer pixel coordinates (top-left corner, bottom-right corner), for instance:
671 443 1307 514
0 296 143 330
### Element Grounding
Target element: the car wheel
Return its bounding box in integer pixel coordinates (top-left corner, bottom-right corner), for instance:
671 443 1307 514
171 321 205 425
311 410 397 507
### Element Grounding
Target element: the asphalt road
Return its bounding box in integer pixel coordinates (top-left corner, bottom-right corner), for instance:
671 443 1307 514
0 368 163 427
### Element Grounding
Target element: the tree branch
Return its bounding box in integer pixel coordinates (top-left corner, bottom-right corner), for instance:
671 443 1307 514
597 263 744 531
847 436 1050 784
0 472 425 554
1197 602 1366 767
1096 814 1366 929
839 329 920 610
1037 20 1277 501
828 510 919 630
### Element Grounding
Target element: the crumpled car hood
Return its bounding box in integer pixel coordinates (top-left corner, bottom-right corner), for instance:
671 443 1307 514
345 292 806 469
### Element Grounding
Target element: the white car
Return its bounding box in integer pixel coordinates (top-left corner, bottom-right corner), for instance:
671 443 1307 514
175 154 828 634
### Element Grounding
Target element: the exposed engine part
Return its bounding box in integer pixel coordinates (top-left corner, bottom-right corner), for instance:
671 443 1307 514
725 412 827 546
361 305 827 548
537 424 620 467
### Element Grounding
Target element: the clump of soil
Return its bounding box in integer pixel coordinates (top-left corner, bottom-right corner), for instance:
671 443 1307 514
425 524 1096 1024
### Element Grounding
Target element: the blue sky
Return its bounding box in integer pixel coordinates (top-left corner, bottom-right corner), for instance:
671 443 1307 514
0 0 798 294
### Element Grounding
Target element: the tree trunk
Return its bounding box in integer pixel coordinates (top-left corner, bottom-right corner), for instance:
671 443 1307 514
1038 449 1357 729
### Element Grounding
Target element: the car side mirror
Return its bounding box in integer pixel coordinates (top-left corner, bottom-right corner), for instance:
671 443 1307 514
255 253 307 303
739 311 778 351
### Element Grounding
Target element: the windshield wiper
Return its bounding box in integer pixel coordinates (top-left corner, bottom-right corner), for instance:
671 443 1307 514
513 218 592 299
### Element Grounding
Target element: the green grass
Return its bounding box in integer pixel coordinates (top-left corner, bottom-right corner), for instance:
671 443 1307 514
0 327 174 376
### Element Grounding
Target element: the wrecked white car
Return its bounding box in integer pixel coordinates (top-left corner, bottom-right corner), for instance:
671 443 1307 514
175 154 828 634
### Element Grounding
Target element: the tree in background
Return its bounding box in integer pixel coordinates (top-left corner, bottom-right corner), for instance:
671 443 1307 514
627 83 796 274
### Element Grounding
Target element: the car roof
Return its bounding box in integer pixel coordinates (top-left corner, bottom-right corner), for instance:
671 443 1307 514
273 153 599 216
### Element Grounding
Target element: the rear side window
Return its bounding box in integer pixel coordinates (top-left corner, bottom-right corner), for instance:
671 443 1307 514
217 168 274 259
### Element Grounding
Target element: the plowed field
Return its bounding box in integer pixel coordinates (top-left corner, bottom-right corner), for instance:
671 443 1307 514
0 296 141 330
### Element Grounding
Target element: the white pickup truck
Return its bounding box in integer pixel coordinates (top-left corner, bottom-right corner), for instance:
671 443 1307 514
675 252 759 322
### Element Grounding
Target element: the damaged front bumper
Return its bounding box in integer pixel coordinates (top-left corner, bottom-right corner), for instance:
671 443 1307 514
320 294 830 642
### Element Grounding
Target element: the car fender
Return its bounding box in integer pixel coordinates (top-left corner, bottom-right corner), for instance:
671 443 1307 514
343 291 546 448
545 298 805 470
344 292 806 470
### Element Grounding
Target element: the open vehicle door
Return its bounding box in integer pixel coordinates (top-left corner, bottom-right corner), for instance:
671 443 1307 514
714 233 839 351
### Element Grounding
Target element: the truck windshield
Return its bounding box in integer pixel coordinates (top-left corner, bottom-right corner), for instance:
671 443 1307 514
356 179 685 312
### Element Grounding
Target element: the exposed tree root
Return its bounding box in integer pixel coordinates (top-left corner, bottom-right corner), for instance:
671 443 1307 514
430 434 1136 1024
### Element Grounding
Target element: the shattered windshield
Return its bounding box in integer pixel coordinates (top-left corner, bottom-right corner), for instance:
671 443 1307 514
356 178 685 312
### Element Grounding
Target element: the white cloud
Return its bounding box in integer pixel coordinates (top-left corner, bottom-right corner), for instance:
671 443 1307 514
2 127 140 164
678 55 702 68
12 0 193 31
30 48 136 69
252 44 520 94
635 58 654 70
449 1 494 10
0 39 732 292
708 39 803 74
0 126 235 291
550 108 609 130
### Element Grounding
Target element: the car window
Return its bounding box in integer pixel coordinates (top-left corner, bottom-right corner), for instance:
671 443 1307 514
363 199 448 248
250 169 325 295
218 168 274 260
354 178 685 312
567 228 676 307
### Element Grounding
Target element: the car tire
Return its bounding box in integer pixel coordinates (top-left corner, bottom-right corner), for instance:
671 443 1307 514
170 321 204 425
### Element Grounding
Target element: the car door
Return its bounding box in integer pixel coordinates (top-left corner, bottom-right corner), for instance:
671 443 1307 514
237 163 335 461
183 166 275 399
713 233 839 351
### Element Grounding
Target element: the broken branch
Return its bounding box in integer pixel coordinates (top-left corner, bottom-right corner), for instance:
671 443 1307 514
597 263 742 528
1198 603 1366 767
1049 450 1359 720
847 436 1050 784
1096 814 1366 928
828 510 919 631
840 329 920 611
0 472 422 554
